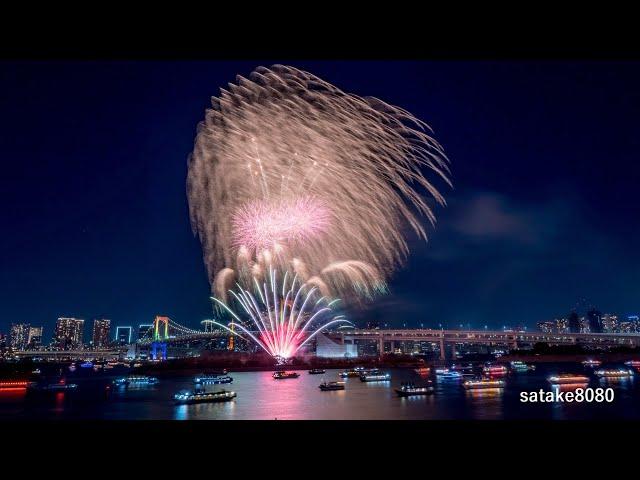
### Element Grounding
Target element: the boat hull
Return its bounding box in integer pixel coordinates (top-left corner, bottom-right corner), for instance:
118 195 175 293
395 388 434 397
174 393 236 405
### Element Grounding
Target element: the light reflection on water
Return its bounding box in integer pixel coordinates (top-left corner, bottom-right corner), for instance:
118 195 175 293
1 364 640 420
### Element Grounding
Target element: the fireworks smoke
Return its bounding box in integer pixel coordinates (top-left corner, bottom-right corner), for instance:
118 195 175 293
187 64 450 301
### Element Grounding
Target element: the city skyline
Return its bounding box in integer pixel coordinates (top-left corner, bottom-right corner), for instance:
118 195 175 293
2 61 640 333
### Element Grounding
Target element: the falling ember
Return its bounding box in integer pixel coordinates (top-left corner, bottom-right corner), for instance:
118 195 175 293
211 267 351 361
231 196 331 254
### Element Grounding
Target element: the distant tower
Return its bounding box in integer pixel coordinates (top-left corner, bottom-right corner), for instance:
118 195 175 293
92 318 111 347
587 308 603 334
150 315 169 360
568 311 581 334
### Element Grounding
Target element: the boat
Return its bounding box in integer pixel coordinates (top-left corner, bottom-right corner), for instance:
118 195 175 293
359 372 391 382
174 389 236 404
272 371 300 379
319 381 345 391
510 361 535 372
463 378 506 390
0 380 32 391
414 367 430 375
594 368 634 378
68 364 76 372
624 360 640 368
113 375 159 386
395 382 434 396
31 369 41 375
193 374 233 384
582 359 602 367
483 364 508 376
435 369 463 379
80 361 93 368
547 374 590 385
308 368 326 374
339 369 361 378
32 378 78 391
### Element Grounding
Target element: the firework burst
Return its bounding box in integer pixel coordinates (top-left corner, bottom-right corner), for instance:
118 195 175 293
187 64 450 301
211 267 351 361
231 196 331 254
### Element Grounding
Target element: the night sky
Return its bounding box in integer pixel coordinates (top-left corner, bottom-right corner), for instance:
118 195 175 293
2 60 640 338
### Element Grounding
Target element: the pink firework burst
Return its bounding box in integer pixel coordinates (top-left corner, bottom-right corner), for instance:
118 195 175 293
232 196 331 253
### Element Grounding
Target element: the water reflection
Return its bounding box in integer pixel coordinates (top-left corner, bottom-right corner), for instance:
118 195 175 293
2 365 640 420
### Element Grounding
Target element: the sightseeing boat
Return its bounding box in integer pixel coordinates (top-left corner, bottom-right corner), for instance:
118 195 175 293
0 380 33 391
435 369 463 379
624 360 640 368
581 359 602 367
359 371 391 382
339 369 361 378
594 368 634 378
31 378 78 391
414 367 430 375
510 361 535 372
174 389 236 405
395 382 434 397
113 375 159 386
483 364 508 376
319 381 346 391
193 374 233 385
547 374 590 385
272 371 300 380
308 368 326 374
463 378 505 390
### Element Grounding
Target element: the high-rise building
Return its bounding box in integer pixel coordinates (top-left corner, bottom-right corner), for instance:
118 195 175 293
115 326 133 344
138 324 153 341
568 311 581 333
587 308 603 333
537 321 556 333
618 321 635 333
579 317 590 333
55 317 85 350
27 326 43 348
92 319 111 347
602 314 619 333
10 323 30 350
556 318 569 333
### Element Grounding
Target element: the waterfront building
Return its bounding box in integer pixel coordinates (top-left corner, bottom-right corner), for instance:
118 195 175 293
618 321 635 333
92 318 111 347
315 333 357 358
579 317 590 333
10 323 30 350
587 308 603 333
55 317 85 349
115 326 133 344
537 321 556 333
602 314 619 333
556 318 569 333
27 326 43 348
568 312 581 333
